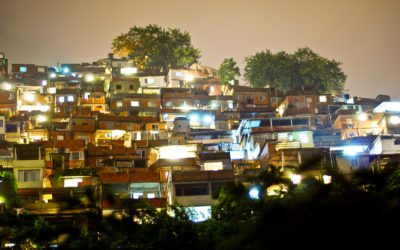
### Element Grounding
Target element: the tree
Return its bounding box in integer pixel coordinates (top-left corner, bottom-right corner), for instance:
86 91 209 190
217 58 241 84
112 24 201 74
244 47 346 93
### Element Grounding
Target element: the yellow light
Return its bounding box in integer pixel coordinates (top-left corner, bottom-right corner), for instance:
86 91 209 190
185 74 194 81
85 74 95 82
37 115 47 123
121 67 138 75
358 113 368 122
23 92 35 102
290 174 302 185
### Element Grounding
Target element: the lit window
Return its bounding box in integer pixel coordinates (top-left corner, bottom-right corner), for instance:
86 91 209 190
18 170 40 182
133 192 143 199
131 101 139 107
147 193 155 199
176 72 183 77
116 101 122 107
59 96 65 103
48 87 56 94
319 96 327 103
84 92 90 100
68 96 74 102
210 86 215 93
37 67 45 73
57 135 64 140
20 66 27 73
148 78 155 84
306 97 313 103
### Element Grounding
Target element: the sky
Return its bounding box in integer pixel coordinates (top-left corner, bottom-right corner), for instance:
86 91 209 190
1 0 399 98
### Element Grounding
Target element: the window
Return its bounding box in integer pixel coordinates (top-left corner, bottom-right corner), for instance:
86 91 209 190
131 101 139 107
137 150 146 158
133 192 143 199
84 92 90 100
70 151 83 160
18 170 40 182
394 139 400 145
306 97 313 103
152 124 159 130
259 95 266 100
129 85 134 90
37 67 45 73
236 94 241 100
116 101 122 107
148 101 157 107
57 135 64 140
59 96 65 103
0 120 3 127
116 85 122 90
96 159 103 167
176 72 183 77
147 193 155 199
319 96 327 103
175 183 209 196
210 86 215 93
350 158 359 167
68 96 74 102
20 66 27 73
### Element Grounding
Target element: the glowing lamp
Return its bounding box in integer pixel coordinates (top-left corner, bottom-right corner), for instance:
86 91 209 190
85 74 95 82
185 74 194 81
37 115 47 123
323 175 332 184
62 67 69 74
358 113 368 122
4 82 12 90
290 174 302 185
249 187 260 199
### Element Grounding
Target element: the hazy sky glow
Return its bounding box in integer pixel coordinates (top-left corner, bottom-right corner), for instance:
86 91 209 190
1 0 399 98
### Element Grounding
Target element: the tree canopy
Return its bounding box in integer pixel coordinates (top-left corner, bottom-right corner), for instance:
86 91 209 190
217 58 241 84
244 47 346 93
112 24 201 74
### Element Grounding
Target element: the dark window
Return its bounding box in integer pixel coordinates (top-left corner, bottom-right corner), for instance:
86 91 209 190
116 85 122 90
129 85 134 90
394 139 400 145
175 183 209 196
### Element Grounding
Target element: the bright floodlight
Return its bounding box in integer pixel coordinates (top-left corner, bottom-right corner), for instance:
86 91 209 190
249 187 260 199
185 74 194 82
390 115 400 125
4 82 12 90
323 175 332 184
358 113 368 121
290 174 302 185
37 115 47 123
85 74 95 82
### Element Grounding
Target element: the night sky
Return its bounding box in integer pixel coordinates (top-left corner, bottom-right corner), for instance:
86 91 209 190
1 0 399 98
